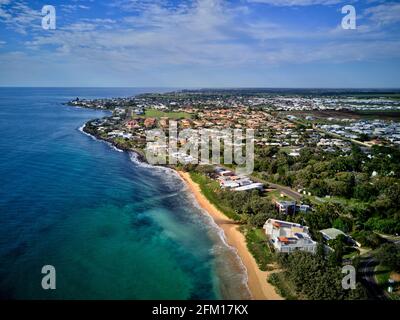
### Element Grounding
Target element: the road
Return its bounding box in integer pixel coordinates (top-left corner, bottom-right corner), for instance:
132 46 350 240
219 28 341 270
377 233 400 244
359 256 390 301
218 164 303 201
266 182 303 201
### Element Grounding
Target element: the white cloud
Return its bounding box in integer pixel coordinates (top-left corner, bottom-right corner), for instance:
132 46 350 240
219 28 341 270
1 0 400 86
20 0 400 68
61 4 91 13
364 2 400 26
0 0 41 34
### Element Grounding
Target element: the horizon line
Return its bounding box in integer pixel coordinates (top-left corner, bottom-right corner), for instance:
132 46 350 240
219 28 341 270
1 86 400 90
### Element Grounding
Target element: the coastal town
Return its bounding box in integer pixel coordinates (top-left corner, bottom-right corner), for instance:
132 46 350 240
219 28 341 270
69 89 400 150
69 89 400 300
3 0 400 307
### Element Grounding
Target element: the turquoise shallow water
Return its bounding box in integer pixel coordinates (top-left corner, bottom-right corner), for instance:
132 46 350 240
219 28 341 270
0 88 250 300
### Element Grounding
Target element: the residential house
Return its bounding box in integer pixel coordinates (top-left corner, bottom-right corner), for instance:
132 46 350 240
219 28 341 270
144 118 157 128
275 200 297 215
320 228 360 247
264 219 317 253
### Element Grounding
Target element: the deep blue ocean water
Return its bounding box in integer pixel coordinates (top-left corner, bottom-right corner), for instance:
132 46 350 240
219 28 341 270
0 88 249 300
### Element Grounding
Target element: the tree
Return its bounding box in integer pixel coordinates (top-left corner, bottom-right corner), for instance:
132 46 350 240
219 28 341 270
276 251 367 300
358 133 370 142
352 230 384 249
365 217 400 234
305 202 341 231
196 165 214 175
309 178 328 197
385 184 400 209
248 212 271 228
376 243 400 272
354 182 377 201
328 234 346 266
326 179 349 197
333 217 353 233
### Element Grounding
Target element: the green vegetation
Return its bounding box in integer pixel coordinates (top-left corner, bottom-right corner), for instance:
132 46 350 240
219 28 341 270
266 189 294 202
189 166 284 224
376 243 400 272
242 226 274 271
276 249 367 300
144 109 192 119
375 264 400 300
375 264 391 289
254 144 400 235
113 137 136 150
189 171 240 221
352 230 385 249
187 166 368 300
268 272 298 300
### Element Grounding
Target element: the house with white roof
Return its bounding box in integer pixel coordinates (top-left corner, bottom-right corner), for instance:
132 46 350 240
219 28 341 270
233 183 264 192
263 219 317 254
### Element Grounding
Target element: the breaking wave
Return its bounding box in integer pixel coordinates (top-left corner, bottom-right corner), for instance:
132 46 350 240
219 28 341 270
128 150 251 299
78 124 123 153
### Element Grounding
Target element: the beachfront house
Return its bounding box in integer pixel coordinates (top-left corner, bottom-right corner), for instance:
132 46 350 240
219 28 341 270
264 219 317 254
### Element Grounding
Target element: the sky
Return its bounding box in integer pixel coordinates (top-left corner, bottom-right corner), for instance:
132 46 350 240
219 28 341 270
0 0 399 88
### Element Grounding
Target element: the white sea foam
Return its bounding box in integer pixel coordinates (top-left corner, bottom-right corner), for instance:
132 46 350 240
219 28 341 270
129 152 179 177
110 145 124 153
129 151 251 298
78 124 123 153
78 124 96 140
183 187 251 298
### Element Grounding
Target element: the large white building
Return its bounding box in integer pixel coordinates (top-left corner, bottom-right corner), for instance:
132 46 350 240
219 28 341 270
263 219 317 254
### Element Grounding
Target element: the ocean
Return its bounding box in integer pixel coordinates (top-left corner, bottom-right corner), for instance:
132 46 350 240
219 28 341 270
0 88 250 300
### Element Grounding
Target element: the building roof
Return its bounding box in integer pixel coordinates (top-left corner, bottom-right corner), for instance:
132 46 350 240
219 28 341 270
320 228 346 240
233 183 263 191
267 218 303 229
275 200 296 206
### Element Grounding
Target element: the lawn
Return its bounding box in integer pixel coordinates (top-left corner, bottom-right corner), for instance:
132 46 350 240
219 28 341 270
144 109 192 119
305 194 369 210
267 189 294 202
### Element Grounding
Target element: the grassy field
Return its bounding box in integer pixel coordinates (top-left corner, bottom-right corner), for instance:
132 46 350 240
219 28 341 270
144 109 192 119
306 194 369 210
242 226 275 271
267 189 294 202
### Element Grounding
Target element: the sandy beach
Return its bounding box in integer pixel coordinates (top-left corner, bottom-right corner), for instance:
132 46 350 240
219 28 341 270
178 171 283 300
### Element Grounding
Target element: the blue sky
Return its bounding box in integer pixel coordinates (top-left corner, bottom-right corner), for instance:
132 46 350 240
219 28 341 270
0 0 399 87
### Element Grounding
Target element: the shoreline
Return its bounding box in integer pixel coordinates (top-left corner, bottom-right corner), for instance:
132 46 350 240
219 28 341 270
177 171 283 300
78 119 282 300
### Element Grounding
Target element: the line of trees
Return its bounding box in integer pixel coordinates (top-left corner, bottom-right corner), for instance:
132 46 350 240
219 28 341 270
276 247 367 300
254 144 400 234
188 165 370 300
